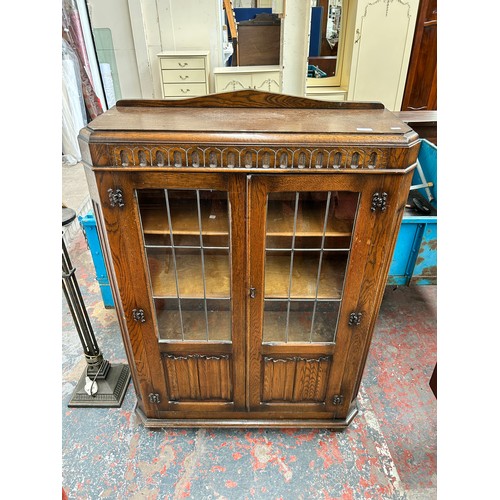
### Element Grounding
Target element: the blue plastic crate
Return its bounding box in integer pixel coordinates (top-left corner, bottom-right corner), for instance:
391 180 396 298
78 212 114 308
388 139 437 286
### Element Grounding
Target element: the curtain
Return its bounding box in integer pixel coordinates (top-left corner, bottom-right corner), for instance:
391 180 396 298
62 0 103 120
62 38 86 163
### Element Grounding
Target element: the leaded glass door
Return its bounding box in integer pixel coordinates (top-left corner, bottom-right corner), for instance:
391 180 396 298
133 173 246 413
248 175 364 415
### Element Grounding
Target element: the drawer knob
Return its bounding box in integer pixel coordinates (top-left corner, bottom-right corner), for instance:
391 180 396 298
181 89 191 93
179 75 189 80
178 62 188 67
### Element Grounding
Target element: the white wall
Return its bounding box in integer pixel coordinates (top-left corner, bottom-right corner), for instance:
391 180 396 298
157 0 224 96
87 0 142 98
233 0 254 6
88 0 223 99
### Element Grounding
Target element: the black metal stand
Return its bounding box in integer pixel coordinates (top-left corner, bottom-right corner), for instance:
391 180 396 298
62 207 130 407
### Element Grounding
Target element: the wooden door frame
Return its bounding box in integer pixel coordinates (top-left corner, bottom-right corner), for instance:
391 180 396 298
247 171 413 418
97 170 247 416
247 173 365 416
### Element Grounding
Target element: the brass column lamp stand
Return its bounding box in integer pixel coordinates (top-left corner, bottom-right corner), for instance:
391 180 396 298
62 207 130 407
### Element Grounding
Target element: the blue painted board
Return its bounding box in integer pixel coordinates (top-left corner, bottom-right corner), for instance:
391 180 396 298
412 139 437 208
412 222 437 285
79 212 114 308
388 218 437 286
309 7 323 57
233 8 272 22
388 139 437 286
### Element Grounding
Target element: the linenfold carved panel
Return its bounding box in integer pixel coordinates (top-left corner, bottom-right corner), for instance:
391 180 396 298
110 145 387 170
262 356 331 402
162 353 232 401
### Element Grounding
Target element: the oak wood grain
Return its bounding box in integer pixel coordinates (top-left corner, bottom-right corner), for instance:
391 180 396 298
81 91 419 427
116 89 384 110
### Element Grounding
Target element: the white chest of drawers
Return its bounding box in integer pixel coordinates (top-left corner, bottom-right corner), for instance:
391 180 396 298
213 66 282 94
158 51 210 99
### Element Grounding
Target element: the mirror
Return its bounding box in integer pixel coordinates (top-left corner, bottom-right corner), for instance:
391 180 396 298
67 0 317 106
307 0 345 87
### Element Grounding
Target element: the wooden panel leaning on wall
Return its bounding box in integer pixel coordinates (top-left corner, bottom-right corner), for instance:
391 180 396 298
78 90 420 429
401 0 437 112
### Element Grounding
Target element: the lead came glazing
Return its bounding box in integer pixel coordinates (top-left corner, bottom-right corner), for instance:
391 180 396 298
138 189 231 342
263 191 359 343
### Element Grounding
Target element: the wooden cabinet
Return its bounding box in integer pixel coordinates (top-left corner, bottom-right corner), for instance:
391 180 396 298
214 66 281 93
237 13 281 66
401 0 437 111
79 90 419 429
157 51 209 99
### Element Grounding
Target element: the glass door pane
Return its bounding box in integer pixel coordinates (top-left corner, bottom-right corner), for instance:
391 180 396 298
137 189 231 342
263 191 359 343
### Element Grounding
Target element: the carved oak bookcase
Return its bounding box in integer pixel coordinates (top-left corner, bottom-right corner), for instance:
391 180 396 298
79 90 420 429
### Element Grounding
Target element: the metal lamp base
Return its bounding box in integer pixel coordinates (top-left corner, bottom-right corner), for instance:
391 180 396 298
68 363 131 408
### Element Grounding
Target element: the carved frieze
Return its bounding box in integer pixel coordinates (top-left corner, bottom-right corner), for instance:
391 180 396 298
108 145 387 170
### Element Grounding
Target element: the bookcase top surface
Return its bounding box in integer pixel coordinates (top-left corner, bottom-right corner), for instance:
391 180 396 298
86 91 413 137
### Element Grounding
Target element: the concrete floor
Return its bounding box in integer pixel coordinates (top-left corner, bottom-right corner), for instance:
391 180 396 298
61 160 437 499
62 160 91 215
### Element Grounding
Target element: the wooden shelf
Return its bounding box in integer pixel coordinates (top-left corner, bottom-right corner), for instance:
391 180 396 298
265 253 346 299
157 305 338 343
157 308 231 342
140 200 229 236
263 309 339 343
148 251 346 300
141 200 353 239
148 252 231 298
266 201 353 237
